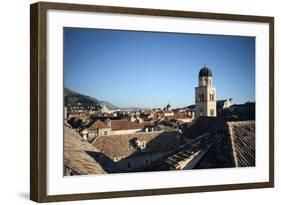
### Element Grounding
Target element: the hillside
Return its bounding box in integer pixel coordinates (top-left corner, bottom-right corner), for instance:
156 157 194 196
64 87 100 108
99 100 119 110
64 87 150 111
64 87 119 111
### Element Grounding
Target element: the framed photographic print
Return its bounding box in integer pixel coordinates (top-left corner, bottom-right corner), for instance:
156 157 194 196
30 1 274 202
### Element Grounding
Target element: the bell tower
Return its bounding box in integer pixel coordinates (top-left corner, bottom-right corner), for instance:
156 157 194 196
195 65 217 118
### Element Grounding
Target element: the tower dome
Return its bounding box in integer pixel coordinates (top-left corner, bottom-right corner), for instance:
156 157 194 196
199 66 212 78
165 102 171 111
167 103 171 108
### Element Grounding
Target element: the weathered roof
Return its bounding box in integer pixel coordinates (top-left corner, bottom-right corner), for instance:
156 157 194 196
166 148 202 170
89 119 110 129
170 117 255 169
171 112 190 119
64 126 106 175
192 123 235 169
93 131 182 159
111 120 143 131
182 117 224 140
196 120 255 169
228 121 255 167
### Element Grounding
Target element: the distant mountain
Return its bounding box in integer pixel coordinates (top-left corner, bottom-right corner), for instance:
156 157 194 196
64 87 148 111
64 87 102 110
99 101 119 110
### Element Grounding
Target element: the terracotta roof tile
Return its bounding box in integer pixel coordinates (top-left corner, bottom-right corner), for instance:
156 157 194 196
90 119 110 129
111 120 143 131
64 126 106 175
93 131 182 159
228 121 255 167
173 117 255 169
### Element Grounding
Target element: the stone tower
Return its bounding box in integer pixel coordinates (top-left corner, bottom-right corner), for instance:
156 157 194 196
195 66 217 118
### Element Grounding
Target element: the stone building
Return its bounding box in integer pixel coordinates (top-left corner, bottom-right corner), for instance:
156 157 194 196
83 118 160 140
88 119 111 137
110 120 144 135
195 66 217 118
217 98 234 113
92 131 182 172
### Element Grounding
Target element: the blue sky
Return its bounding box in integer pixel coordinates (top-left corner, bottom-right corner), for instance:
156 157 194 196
64 27 255 108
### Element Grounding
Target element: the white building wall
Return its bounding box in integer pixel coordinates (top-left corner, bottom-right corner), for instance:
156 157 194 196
199 76 212 87
110 128 143 135
177 118 192 123
163 112 174 117
195 77 217 118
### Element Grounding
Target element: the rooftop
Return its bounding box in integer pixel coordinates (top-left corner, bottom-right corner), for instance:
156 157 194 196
199 66 212 78
64 125 106 175
93 131 182 159
89 119 110 129
227 121 255 167
166 117 255 169
111 120 144 131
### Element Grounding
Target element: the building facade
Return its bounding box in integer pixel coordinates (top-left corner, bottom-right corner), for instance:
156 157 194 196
195 66 217 118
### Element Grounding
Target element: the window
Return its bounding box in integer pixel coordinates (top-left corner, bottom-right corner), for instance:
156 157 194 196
200 109 203 116
104 131 107 135
209 93 214 101
210 109 214 116
198 93 204 102
128 162 131 169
